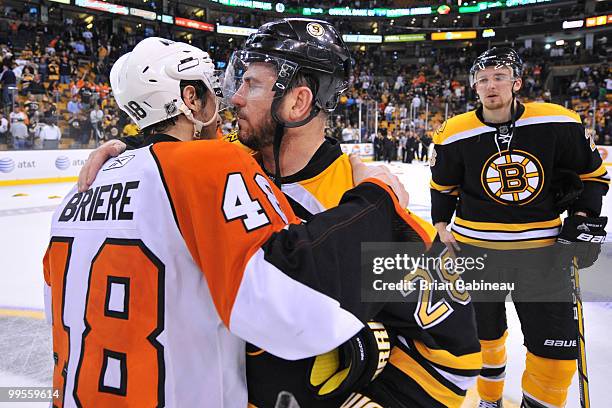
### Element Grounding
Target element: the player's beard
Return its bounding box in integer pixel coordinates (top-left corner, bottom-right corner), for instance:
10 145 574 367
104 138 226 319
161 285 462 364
482 94 511 112
238 113 277 151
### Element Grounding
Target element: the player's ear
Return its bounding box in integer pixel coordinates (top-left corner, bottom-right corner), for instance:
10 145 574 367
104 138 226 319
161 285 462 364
181 85 200 112
284 85 314 122
513 78 523 93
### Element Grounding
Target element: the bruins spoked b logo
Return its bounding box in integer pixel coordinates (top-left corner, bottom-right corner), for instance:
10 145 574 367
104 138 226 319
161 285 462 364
481 150 544 205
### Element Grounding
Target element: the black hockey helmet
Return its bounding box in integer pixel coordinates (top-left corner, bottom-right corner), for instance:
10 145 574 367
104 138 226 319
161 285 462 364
224 18 352 116
223 18 353 187
469 47 523 88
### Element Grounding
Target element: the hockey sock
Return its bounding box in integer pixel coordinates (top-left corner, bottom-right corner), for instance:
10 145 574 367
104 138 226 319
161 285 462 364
478 331 508 402
521 352 576 408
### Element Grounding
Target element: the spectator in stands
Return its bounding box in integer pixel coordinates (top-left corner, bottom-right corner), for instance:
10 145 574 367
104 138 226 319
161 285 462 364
341 122 356 143
0 112 7 144
37 56 48 82
28 74 46 96
104 109 121 140
19 63 36 96
59 55 72 84
9 104 28 149
42 97 57 119
384 102 394 122
1 61 16 109
67 95 82 116
24 95 42 124
89 102 104 143
411 94 421 118
39 117 61 149
79 82 94 110
47 57 59 87
68 112 83 146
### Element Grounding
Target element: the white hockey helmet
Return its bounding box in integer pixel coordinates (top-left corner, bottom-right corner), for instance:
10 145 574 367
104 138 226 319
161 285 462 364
110 37 223 134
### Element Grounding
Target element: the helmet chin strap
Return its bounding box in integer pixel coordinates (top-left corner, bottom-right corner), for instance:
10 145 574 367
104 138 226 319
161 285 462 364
177 99 220 140
269 97 321 187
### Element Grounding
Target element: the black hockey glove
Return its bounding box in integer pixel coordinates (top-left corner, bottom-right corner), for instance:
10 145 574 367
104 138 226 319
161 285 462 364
557 215 607 269
308 322 391 399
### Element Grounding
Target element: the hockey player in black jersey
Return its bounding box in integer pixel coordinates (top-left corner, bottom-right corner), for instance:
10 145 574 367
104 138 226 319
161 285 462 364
430 47 609 408
79 19 482 408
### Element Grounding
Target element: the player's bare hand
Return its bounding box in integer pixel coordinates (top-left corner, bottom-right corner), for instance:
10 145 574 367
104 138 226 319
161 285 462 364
435 222 461 258
350 154 409 208
78 140 127 192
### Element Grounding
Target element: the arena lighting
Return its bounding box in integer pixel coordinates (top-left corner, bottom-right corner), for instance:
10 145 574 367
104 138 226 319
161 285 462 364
544 43 551 49
460 0 553 14
216 24 258 36
157 14 174 24
437 5 451 15
562 20 584 29
555 39 565 45
75 0 129 15
342 34 383 44
432 31 477 40
297 6 433 17
301 8 325 15
384 34 426 42
482 29 496 38
175 17 214 32
575 41 581 46
585 15 611 27
130 7 157 20
49 0 71 4
210 0 273 11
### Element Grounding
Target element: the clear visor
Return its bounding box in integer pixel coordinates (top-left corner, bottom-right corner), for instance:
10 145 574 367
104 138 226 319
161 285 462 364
221 50 299 109
204 69 227 111
469 63 516 88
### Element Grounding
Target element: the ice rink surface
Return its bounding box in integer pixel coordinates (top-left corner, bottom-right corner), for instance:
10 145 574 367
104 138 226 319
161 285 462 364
1 161 611 407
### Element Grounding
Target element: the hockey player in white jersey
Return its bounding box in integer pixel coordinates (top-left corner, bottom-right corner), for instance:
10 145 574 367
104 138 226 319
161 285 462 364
44 37 413 407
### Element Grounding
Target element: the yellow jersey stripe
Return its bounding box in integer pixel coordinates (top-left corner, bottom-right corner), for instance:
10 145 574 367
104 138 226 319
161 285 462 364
433 111 492 145
454 217 561 232
579 164 608 180
390 348 465 408
413 340 483 372
430 179 459 193
581 177 611 184
521 102 582 123
452 232 556 249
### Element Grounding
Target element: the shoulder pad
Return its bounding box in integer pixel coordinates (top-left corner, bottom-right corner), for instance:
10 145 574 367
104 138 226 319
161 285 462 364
518 102 581 126
433 111 493 146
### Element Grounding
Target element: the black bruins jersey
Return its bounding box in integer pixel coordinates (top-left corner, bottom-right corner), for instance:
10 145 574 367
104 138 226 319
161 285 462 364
246 138 482 408
430 102 610 249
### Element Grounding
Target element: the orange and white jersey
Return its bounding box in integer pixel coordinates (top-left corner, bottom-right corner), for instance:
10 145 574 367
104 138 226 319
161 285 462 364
44 139 397 407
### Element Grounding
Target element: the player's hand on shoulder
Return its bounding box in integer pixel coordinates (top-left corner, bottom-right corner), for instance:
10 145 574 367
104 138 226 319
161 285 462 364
78 140 127 192
349 154 409 208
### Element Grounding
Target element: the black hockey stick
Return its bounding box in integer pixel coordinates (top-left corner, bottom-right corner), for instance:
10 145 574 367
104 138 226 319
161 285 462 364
571 257 590 408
